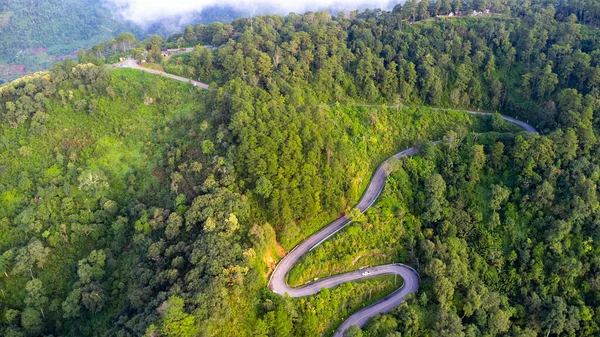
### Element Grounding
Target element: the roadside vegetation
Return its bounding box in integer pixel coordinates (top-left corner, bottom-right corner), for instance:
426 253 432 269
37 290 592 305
333 129 600 336
2 0 600 336
0 0 133 83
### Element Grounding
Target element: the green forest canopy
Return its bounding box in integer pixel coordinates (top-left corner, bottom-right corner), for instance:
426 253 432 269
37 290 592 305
2 0 600 336
0 1 243 83
0 0 134 82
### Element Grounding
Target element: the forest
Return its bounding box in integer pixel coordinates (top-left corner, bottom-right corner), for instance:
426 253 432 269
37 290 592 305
0 1 244 83
2 0 600 336
0 0 136 83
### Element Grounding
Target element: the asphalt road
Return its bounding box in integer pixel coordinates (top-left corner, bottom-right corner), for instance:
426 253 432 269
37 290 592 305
110 59 210 89
462 109 538 133
268 113 537 337
106 62 537 336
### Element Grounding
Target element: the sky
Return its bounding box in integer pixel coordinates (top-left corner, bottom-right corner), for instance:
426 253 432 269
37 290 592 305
105 0 394 25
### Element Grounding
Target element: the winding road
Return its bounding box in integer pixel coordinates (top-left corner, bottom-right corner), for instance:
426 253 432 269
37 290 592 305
268 111 535 337
108 61 537 336
111 59 210 89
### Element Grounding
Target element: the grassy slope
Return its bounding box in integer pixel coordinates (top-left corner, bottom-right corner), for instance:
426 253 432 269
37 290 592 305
0 68 203 331
1 68 199 205
282 105 497 250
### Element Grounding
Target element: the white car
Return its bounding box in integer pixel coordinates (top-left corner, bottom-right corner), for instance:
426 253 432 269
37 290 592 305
361 271 371 276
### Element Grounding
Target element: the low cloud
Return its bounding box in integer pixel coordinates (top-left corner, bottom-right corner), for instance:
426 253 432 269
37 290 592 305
105 0 394 26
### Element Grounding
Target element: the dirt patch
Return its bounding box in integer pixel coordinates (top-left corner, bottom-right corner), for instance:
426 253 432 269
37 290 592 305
0 49 78 82
275 241 285 258
141 63 165 72
0 63 27 78
52 50 78 62
60 128 93 149
30 47 47 55
265 250 275 269
143 95 154 106
264 240 287 278
0 64 29 81
152 168 166 182
9 64 26 74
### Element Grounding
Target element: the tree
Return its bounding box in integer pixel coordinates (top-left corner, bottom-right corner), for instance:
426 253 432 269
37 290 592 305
62 289 81 318
255 176 274 199
426 173 446 201
434 310 464 337
78 169 109 193
25 279 47 308
112 32 137 54
417 0 430 20
468 145 485 182
158 296 200 337
422 174 447 223
552 128 578 162
184 25 195 44
347 207 366 223
299 306 319 337
274 300 294 337
81 282 105 312
463 287 482 317
345 325 363 337
149 44 163 63
488 309 512 334
20 308 43 335
253 319 269 337
534 180 555 208
490 184 510 211
202 140 215 155
434 276 455 309
191 45 214 80
536 64 558 100
491 113 507 132
542 296 567 335
165 213 183 240
367 314 398 336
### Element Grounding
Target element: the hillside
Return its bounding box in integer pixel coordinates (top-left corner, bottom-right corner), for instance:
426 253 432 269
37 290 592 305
2 1 600 337
0 0 135 83
0 1 245 84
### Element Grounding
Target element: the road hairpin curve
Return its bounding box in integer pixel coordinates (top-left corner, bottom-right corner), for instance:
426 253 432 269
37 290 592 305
110 60 537 336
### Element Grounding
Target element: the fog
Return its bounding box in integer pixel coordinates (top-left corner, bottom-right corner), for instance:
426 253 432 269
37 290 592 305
105 0 394 25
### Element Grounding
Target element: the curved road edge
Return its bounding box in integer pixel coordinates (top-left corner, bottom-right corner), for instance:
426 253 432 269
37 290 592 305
106 62 538 337
110 59 210 89
268 113 537 337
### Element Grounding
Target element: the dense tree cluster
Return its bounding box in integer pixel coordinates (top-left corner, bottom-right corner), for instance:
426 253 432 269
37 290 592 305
0 0 133 82
163 0 600 133
0 63 223 336
158 0 600 243
2 1 600 337
331 128 600 336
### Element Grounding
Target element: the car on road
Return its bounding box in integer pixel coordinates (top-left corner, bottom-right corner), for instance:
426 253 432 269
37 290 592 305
361 271 371 276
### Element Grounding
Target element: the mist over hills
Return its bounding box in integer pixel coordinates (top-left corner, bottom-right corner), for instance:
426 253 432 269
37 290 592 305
0 0 393 83
105 0 394 25
0 0 242 82
3 1 600 336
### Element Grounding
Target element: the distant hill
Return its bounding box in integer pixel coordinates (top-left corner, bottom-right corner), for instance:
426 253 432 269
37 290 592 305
141 5 246 37
0 0 136 82
0 1 245 83
0 0 400 83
